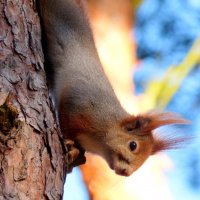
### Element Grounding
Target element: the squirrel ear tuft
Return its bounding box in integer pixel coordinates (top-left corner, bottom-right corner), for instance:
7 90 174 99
121 111 190 136
142 111 190 132
151 135 192 154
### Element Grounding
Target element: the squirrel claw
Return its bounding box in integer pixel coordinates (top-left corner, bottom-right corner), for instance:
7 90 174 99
65 139 86 173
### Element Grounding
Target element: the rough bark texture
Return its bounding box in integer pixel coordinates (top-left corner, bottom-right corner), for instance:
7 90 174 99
0 0 66 199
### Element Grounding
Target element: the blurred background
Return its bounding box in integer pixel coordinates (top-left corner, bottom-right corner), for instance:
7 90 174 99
64 0 200 199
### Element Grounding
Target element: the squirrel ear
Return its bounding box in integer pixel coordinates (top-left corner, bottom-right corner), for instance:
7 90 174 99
121 111 189 136
121 116 150 135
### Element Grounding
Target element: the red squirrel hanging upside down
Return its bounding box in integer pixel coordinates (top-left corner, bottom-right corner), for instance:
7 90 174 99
38 0 189 176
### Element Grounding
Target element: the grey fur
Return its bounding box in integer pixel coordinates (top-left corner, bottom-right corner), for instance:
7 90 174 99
39 0 128 138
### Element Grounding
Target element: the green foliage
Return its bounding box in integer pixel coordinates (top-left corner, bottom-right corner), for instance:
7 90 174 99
144 38 200 109
131 0 143 10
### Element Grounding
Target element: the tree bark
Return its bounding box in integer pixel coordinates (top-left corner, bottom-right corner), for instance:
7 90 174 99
0 0 66 199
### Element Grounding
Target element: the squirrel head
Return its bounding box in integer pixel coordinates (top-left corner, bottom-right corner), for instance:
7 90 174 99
102 112 189 176
76 111 189 176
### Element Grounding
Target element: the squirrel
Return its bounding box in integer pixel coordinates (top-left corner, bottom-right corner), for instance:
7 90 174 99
38 0 189 176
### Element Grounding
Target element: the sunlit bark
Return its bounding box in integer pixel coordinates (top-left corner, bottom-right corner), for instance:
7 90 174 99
0 1 66 199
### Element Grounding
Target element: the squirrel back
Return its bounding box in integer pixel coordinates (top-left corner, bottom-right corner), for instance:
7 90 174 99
39 0 189 176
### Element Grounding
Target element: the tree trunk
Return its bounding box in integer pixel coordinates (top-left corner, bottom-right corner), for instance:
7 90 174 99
0 0 67 199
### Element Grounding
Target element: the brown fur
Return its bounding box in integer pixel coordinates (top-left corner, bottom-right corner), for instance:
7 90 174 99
39 0 189 176
121 112 189 135
120 111 190 154
152 135 189 154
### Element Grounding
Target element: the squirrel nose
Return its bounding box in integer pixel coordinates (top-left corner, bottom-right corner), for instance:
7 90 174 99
117 168 129 176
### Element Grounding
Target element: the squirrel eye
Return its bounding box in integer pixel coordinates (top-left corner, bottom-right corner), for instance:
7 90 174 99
129 141 137 151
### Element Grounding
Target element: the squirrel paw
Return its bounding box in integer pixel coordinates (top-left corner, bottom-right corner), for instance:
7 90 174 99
65 139 86 173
